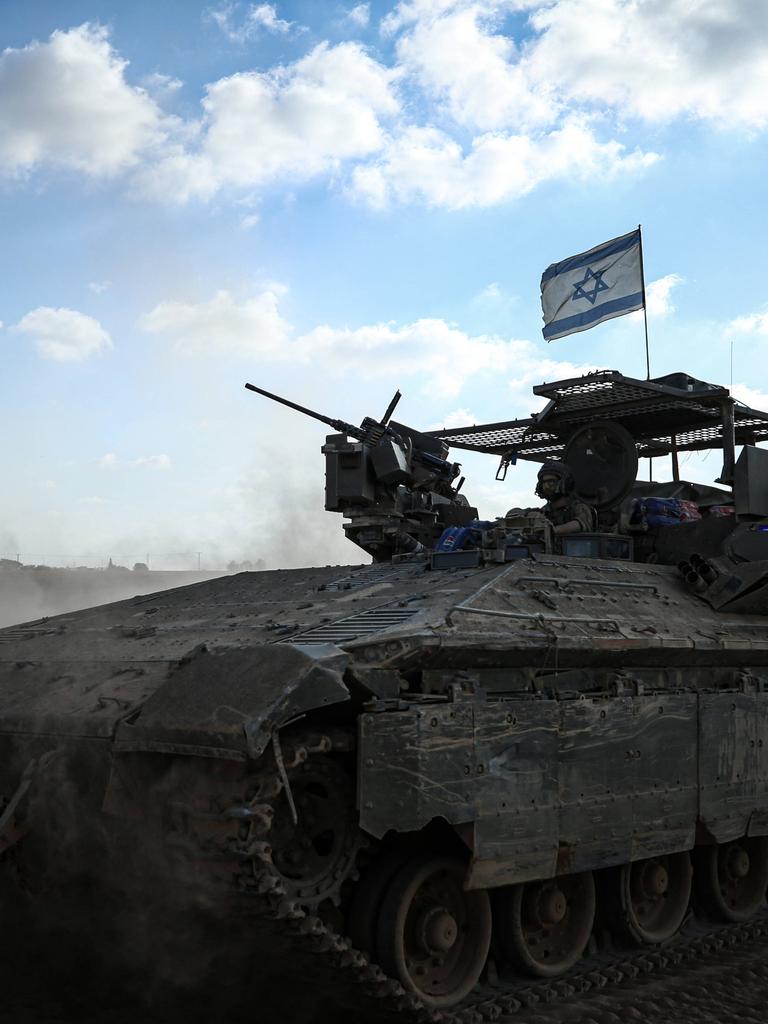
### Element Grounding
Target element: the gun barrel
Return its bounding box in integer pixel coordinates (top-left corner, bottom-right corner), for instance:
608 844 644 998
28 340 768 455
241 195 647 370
244 383 364 440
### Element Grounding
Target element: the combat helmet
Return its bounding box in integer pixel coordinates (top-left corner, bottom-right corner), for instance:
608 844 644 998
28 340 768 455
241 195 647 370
535 459 575 499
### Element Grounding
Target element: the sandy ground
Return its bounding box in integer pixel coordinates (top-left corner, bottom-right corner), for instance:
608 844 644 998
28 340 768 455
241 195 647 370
3 920 768 1024
2 860 768 1024
0 878 358 1024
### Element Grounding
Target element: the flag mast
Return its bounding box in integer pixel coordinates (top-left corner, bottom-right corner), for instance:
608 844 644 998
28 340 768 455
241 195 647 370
637 223 650 380
637 224 653 479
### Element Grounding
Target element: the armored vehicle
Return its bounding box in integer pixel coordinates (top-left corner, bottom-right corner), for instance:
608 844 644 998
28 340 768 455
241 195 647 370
2 369 768 1021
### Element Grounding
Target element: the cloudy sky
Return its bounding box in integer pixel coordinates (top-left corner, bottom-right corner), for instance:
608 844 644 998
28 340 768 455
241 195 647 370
3 0 768 569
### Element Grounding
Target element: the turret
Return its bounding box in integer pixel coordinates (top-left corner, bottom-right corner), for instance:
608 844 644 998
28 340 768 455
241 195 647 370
245 383 478 560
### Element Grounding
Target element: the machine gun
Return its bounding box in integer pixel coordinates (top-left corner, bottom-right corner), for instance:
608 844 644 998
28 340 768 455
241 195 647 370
245 383 478 561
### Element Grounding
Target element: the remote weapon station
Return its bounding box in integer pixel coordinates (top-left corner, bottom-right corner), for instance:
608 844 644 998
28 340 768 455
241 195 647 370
1 369 768 1020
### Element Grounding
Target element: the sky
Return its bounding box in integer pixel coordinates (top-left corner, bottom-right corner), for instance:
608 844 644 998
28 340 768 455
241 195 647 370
2 0 768 570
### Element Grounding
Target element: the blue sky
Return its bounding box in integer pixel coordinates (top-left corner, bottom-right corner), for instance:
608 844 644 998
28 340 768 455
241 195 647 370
2 0 768 568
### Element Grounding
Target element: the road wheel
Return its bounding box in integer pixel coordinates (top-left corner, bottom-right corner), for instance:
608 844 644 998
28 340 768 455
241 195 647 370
375 855 491 1008
494 871 595 977
613 852 692 944
695 838 768 922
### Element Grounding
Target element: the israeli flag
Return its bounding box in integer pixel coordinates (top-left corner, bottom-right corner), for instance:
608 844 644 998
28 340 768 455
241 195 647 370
541 229 644 341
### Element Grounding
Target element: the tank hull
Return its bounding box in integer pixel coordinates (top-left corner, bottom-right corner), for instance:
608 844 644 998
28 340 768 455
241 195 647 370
2 556 768 1018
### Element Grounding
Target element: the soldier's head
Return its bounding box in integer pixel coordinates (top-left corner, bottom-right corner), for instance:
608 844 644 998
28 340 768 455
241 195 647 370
535 460 574 500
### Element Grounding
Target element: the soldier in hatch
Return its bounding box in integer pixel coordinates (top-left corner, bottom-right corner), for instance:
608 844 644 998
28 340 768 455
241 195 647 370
535 461 596 536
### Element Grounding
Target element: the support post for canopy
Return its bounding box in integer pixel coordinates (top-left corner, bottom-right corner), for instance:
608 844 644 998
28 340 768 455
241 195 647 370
671 435 680 483
717 398 736 486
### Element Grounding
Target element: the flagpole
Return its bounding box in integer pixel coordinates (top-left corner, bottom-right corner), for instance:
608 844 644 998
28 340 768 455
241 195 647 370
638 223 650 380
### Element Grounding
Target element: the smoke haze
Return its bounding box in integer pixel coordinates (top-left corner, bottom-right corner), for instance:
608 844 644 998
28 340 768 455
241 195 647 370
0 568 228 629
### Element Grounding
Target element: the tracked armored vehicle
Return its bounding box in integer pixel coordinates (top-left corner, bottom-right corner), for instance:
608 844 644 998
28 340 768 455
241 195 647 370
2 369 768 1021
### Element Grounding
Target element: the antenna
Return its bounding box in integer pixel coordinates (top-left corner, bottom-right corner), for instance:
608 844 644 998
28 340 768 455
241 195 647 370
730 338 734 391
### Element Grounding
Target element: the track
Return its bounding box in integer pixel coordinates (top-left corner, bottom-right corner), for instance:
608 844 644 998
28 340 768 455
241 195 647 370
1 906 768 1023
162 730 768 1024
5 729 768 1024
507 927 768 1024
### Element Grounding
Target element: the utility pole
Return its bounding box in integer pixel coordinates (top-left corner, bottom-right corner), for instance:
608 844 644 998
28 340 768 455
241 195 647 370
197 551 201 571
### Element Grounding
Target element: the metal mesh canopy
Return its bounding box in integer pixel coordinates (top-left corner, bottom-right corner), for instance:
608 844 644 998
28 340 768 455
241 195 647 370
425 370 768 462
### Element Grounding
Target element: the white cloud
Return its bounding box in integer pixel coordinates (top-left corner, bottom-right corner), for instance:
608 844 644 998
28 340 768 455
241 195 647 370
208 3 297 42
136 41 398 201
131 148 220 204
470 281 520 315
0 14 659 210
97 452 171 470
140 286 592 398
248 3 294 34
351 120 657 210
507 357 596 393
388 0 768 131
131 454 171 469
12 307 112 362
528 0 768 128
346 4 371 28
307 321 595 397
393 3 554 132
628 273 684 323
727 310 768 335
4 4 768 214
482 283 503 300
427 407 478 430
732 383 768 412
139 287 292 355
369 0 768 210
381 0 483 37
207 3 239 39
141 72 183 99
645 274 684 317
0 24 163 177
88 280 112 294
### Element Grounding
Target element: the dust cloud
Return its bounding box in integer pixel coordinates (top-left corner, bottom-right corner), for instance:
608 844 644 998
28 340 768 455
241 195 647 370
248 479 364 571
0 567 231 629
0 871 353 1024
0 748 360 1024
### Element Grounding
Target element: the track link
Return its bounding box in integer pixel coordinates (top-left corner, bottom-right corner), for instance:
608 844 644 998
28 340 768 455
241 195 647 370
167 732 768 1024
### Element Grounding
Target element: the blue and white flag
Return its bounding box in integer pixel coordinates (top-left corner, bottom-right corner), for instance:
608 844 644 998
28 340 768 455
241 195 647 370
541 228 644 341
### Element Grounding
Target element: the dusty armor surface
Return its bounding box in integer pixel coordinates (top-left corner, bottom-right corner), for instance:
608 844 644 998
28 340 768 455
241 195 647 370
2 369 768 1021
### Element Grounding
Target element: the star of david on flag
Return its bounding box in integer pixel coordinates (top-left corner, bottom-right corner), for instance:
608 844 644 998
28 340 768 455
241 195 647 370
540 228 645 341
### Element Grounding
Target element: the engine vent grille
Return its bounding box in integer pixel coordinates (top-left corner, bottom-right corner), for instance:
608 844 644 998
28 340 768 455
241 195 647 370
0 627 52 645
322 563 424 592
282 606 417 644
